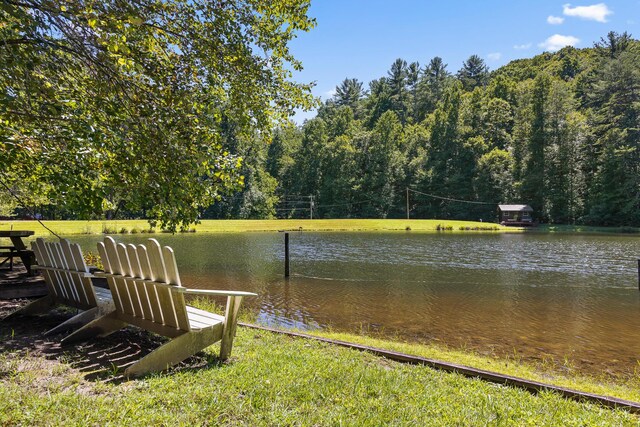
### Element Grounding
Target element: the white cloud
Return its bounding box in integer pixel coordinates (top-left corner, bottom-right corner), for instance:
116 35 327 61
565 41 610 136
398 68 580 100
487 52 502 61
324 88 337 98
539 34 580 51
562 3 613 22
547 15 565 24
513 43 532 50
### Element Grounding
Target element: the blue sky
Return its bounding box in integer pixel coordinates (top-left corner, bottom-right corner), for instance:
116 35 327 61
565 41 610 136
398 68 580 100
289 1 639 122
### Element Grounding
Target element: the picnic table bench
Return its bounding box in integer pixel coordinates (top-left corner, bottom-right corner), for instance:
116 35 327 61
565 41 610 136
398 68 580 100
0 230 36 275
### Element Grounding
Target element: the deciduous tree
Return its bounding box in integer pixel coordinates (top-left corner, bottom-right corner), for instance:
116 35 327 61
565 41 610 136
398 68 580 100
0 0 315 230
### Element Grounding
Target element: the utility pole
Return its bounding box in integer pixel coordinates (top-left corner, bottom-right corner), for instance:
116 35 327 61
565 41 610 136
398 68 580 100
406 188 410 220
310 195 314 220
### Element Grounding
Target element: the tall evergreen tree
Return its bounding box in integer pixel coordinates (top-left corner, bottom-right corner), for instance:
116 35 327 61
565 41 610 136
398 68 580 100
334 78 366 116
416 56 450 120
360 111 404 217
289 118 329 214
594 31 633 58
586 47 640 224
521 73 551 219
424 82 463 217
544 81 585 223
474 148 515 219
387 59 410 124
366 78 392 128
483 97 514 150
266 125 303 194
407 61 421 122
457 55 489 91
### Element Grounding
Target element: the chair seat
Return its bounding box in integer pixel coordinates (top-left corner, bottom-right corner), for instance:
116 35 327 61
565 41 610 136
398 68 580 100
186 305 225 331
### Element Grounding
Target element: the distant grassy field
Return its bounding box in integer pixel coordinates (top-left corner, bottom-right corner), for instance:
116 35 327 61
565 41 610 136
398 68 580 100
2 219 635 237
0 219 507 236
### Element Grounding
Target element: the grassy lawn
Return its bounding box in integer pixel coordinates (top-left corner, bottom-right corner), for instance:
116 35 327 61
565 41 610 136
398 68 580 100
0 219 508 236
308 330 640 404
0 324 637 426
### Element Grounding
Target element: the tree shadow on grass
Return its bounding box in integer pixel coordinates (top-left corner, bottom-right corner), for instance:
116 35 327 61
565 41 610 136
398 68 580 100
0 302 222 383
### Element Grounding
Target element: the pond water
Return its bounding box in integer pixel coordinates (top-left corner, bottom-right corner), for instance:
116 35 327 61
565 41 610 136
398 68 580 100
65 231 640 376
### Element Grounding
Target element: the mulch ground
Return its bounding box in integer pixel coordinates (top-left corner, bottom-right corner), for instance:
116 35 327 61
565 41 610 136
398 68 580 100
0 289 218 383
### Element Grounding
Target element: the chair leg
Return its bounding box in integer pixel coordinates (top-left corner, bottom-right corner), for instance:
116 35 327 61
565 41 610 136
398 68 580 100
220 296 243 360
44 307 101 336
2 295 55 321
61 312 127 345
124 327 221 378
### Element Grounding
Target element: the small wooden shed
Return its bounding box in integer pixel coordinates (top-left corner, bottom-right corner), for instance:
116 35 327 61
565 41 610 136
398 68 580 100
498 204 534 226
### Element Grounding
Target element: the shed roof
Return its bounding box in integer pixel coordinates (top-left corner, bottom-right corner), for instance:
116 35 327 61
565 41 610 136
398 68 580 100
498 204 533 212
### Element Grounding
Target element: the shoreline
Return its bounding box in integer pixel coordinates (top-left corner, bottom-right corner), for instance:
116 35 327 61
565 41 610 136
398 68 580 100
0 219 509 236
1 219 637 236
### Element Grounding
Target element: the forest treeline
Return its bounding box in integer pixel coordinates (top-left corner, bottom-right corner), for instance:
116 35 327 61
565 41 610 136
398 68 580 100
209 31 640 226
5 31 637 226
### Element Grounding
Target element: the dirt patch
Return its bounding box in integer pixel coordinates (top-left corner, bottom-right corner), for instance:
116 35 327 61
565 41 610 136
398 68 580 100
0 298 29 317
0 299 219 388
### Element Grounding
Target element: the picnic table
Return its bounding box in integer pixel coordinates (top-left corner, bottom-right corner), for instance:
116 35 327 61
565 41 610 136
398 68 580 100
0 230 36 275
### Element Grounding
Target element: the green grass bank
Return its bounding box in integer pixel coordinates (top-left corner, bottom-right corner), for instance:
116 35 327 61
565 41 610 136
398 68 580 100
308 330 640 404
0 219 507 236
2 219 637 236
1 324 638 426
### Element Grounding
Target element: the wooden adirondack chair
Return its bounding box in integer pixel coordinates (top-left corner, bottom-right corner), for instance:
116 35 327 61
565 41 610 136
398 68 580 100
3 238 114 336
62 236 256 378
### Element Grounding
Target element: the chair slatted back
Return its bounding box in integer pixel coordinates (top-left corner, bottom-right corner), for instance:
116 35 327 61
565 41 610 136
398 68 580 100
99 237 190 331
31 238 96 309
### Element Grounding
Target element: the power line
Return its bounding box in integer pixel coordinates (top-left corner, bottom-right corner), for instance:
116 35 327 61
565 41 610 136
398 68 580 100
275 207 311 211
408 188 496 205
277 200 310 205
275 194 382 219
314 198 376 209
279 195 313 200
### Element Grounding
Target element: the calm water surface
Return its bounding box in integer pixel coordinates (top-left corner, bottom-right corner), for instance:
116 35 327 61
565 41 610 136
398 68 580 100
67 232 640 376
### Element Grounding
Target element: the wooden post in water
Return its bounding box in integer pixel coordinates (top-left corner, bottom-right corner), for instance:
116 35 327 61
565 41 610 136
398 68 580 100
406 187 410 220
637 259 639 291
284 232 290 278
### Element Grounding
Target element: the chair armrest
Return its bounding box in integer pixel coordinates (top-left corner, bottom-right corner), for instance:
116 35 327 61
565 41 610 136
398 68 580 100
95 272 256 297
180 288 257 297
